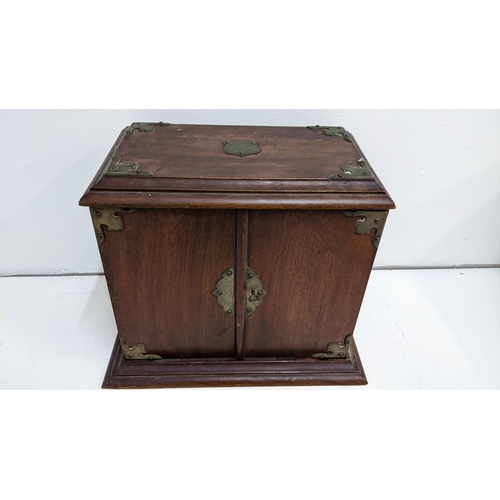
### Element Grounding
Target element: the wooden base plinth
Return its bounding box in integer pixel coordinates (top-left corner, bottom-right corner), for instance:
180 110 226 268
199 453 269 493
102 334 368 389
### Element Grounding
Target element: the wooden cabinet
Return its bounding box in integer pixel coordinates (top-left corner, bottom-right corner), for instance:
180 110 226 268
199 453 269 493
79 123 395 388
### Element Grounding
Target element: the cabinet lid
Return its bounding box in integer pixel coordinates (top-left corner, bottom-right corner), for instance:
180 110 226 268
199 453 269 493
79 123 395 210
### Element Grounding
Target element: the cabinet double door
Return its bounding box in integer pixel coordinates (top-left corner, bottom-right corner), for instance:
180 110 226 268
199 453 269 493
98 208 377 360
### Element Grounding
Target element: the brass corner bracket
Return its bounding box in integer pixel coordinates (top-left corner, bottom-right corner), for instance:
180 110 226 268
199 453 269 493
90 207 137 245
312 334 353 359
342 210 388 248
223 140 261 157
330 158 373 180
106 123 171 175
307 125 352 142
124 122 170 137
105 154 153 176
119 334 161 360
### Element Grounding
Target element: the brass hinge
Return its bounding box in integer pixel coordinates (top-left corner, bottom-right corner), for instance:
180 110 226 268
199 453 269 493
124 122 170 137
329 158 373 180
342 210 388 248
119 334 161 360
312 334 353 359
105 154 153 176
211 266 268 317
90 207 137 245
307 125 352 142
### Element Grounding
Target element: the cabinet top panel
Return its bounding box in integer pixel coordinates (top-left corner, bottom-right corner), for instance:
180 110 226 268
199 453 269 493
80 123 395 209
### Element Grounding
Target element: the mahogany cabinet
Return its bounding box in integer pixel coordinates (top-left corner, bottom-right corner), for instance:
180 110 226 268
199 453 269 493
79 122 395 388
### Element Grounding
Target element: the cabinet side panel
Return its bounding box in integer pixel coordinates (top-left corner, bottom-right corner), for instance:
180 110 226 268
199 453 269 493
245 210 376 357
98 209 237 357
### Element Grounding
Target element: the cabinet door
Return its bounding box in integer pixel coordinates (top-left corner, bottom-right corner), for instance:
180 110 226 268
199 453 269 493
244 210 377 358
98 208 237 358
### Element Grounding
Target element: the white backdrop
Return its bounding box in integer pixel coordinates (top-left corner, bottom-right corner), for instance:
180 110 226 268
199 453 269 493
1 109 499 275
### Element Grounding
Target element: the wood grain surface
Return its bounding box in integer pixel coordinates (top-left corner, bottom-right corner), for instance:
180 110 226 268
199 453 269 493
244 210 377 357
235 210 249 359
102 333 368 388
85 124 394 202
80 191 395 210
112 124 365 180
98 208 237 357
93 177 383 193
95 207 378 364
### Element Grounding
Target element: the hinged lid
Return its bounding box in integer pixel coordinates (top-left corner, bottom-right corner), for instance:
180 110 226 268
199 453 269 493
79 123 395 210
